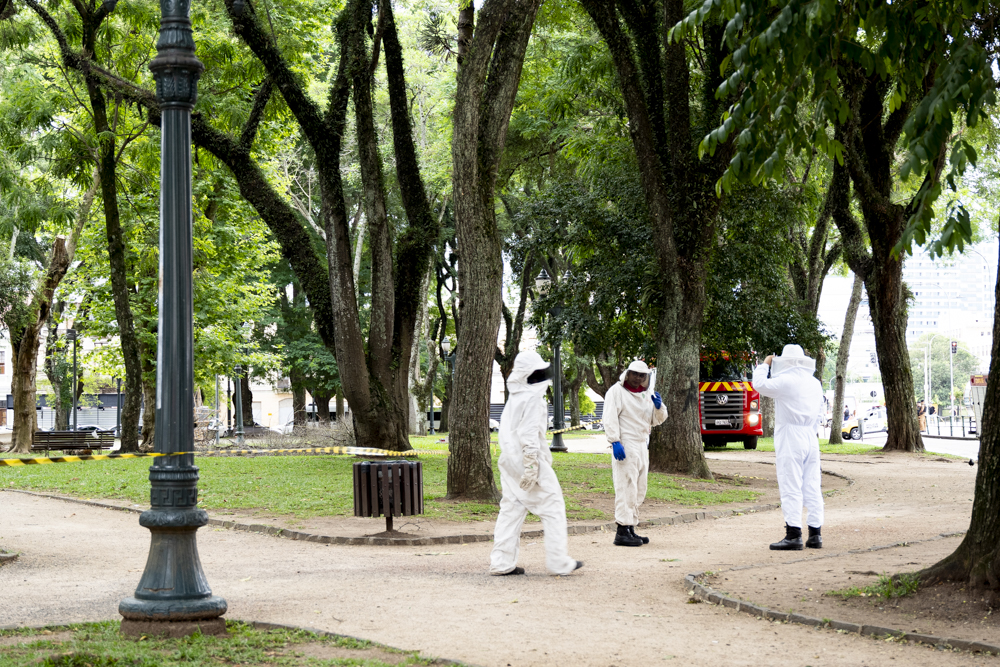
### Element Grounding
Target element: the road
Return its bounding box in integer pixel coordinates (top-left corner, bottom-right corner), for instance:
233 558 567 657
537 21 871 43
840 429 981 461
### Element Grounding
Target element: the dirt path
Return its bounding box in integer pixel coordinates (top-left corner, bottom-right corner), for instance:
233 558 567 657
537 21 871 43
0 451 993 666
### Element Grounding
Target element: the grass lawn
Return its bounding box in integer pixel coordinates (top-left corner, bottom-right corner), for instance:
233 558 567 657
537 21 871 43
0 434 759 523
0 621 440 667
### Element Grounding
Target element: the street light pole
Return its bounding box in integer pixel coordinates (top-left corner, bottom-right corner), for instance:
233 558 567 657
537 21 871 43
950 341 956 419
119 0 225 635
115 377 122 437
428 343 437 436
67 329 77 431
234 365 245 447
535 269 567 453
443 339 456 432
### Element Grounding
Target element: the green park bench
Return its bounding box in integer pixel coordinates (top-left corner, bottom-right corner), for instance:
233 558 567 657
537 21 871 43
31 430 115 454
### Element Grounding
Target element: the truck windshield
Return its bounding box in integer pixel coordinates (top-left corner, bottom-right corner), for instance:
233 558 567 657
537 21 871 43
700 358 748 382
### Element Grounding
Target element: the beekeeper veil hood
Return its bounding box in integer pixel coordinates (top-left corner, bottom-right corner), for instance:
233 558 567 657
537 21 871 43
508 350 553 394
619 359 652 390
770 344 816 377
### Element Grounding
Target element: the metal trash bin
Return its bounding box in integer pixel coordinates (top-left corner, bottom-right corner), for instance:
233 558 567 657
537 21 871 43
353 461 423 532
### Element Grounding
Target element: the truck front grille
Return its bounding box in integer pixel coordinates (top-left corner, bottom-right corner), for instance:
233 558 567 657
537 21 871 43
700 391 745 430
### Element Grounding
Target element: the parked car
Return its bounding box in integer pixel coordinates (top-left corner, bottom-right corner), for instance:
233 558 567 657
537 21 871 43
75 424 115 434
841 406 886 440
489 418 500 432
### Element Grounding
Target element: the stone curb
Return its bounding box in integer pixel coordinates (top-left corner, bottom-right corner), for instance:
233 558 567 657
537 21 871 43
683 554 998 656
3 489 781 547
0 619 475 666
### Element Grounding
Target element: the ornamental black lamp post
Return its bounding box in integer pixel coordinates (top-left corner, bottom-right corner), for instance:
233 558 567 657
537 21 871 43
119 0 226 636
442 338 456 432
233 364 245 447
66 328 78 431
535 270 567 453
115 377 122 437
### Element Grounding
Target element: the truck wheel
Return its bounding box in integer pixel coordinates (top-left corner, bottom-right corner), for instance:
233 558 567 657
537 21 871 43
703 437 725 449
849 427 860 440
742 437 758 450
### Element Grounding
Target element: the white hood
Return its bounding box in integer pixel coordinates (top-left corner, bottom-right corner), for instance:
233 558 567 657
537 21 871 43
618 359 652 390
508 350 552 396
771 344 816 377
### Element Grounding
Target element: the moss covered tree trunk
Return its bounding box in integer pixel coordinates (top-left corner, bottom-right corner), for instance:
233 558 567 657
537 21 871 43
919 244 1000 604
448 0 541 500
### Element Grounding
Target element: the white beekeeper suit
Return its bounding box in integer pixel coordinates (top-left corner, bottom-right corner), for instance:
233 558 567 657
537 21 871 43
752 344 825 550
603 360 668 538
489 351 581 576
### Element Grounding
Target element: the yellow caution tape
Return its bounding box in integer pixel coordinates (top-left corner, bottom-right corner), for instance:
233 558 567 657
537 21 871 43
549 424 588 435
0 445 421 467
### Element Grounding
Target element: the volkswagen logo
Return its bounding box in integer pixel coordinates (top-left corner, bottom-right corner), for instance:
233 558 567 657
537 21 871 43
716 394 729 405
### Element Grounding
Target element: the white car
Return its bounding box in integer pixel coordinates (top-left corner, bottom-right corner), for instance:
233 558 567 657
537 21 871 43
489 418 500 432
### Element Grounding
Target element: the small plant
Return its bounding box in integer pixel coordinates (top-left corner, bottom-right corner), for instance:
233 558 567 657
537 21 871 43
827 573 920 600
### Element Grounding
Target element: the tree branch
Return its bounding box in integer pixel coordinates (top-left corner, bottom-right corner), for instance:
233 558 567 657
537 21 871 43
239 77 274 149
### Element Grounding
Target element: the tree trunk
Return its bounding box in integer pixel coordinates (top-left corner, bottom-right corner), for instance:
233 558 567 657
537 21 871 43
440 374 451 433
11 238 72 452
43 306 70 432
313 391 334 424
918 244 1000 604
761 396 775 438
292 374 307 426
335 391 345 421
830 273 864 444
140 375 156 450
866 239 922 452
568 373 582 427
648 263 713 479
448 0 541 501
241 370 254 425
84 77 143 454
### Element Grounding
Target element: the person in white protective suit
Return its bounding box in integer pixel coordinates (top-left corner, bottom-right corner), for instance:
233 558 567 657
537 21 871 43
489 351 583 576
752 344 825 550
603 360 668 547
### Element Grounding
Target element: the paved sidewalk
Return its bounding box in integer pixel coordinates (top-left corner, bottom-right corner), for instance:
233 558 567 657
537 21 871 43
0 453 988 667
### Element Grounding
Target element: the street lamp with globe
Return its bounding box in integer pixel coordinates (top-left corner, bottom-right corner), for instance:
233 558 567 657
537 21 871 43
535 269 567 453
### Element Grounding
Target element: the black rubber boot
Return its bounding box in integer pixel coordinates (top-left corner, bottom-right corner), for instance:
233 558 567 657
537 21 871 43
769 524 804 551
806 526 822 549
613 523 643 547
498 566 525 575
629 525 649 545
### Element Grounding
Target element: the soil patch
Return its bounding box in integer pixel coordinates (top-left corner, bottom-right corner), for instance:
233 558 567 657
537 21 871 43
290 641 434 664
0 630 74 646
703 534 999 646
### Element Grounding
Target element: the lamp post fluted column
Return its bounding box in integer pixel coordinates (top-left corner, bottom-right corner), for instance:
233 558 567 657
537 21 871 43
119 0 226 636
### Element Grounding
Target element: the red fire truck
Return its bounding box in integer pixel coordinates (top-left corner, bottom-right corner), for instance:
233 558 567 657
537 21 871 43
699 351 763 450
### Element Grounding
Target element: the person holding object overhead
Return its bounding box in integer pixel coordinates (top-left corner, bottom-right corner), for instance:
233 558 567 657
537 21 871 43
489 350 583 576
752 345 825 550
603 360 668 547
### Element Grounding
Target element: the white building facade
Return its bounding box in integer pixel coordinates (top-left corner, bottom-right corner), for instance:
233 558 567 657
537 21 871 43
820 241 997 382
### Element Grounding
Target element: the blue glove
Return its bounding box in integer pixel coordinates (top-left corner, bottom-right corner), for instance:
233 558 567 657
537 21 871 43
651 391 662 409
612 441 626 461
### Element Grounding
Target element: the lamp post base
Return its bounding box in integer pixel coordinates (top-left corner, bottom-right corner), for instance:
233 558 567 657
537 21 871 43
550 432 568 453
120 617 227 638
120 505 226 638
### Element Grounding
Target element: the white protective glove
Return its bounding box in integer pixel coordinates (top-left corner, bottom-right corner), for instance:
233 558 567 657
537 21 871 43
519 450 539 490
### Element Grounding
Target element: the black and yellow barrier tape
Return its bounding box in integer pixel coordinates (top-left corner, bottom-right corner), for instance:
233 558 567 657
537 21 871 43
0 445 424 467
548 424 589 435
